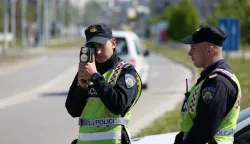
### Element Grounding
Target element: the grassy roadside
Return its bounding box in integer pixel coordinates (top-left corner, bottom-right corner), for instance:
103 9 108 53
45 38 85 49
0 37 84 50
0 38 84 69
135 40 250 137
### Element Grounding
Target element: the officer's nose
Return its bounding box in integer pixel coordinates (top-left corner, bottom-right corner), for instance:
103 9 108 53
96 48 102 55
188 48 192 56
188 45 193 56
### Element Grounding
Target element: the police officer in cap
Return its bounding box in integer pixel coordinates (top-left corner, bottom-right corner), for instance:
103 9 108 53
65 23 142 144
174 25 242 144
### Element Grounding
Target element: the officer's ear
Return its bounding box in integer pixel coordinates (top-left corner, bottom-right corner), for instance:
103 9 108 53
206 43 214 55
111 38 116 49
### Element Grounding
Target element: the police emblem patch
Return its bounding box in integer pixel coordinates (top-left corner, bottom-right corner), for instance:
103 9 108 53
125 74 136 88
90 27 97 32
202 87 216 104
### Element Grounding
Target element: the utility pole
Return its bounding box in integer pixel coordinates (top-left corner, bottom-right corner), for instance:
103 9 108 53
78 0 81 36
78 0 81 25
60 0 66 39
36 0 42 47
65 0 69 39
43 0 49 45
21 0 27 49
11 0 16 49
2 0 9 55
56 0 59 20
204 0 209 19
132 0 139 10
108 0 115 9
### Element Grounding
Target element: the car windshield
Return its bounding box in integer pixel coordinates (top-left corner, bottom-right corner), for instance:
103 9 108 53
114 37 128 55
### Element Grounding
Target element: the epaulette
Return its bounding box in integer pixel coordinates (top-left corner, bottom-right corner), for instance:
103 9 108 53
123 63 132 69
209 73 218 79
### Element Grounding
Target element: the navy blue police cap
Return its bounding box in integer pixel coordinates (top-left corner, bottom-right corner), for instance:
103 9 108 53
85 23 113 45
180 25 227 46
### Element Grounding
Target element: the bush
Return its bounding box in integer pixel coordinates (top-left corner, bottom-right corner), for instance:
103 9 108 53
149 0 201 41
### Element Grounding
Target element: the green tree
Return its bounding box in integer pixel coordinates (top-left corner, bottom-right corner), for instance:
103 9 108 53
161 2 179 21
167 0 201 40
207 0 250 43
149 15 162 24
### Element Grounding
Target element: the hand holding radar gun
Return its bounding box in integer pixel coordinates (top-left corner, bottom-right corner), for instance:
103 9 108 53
79 45 96 84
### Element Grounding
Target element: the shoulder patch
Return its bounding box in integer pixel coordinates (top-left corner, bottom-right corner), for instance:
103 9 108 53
202 87 216 104
125 74 136 88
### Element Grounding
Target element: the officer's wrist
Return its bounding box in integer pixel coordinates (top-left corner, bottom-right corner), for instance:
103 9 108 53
90 72 101 82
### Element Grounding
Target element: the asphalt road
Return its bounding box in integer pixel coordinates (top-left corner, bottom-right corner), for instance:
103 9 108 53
0 49 192 144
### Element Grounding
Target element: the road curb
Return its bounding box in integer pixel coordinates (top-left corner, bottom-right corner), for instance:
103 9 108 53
156 52 199 85
166 56 199 84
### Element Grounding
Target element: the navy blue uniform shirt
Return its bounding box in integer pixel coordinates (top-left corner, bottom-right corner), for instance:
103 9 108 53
182 59 238 144
65 53 140 117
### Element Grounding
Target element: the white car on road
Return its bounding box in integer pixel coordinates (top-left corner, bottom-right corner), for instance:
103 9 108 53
113 30 150 89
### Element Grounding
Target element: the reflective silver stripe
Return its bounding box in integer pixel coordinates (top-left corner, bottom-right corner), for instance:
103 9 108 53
215 129 235 136
184 129 235 139
220 140 233 144
78 131 121 141
79 118 129 127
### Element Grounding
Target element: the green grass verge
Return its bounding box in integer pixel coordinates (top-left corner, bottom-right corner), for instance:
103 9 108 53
0 38 85 67
135 40 250 138
0 37 84 50
45 38 85 49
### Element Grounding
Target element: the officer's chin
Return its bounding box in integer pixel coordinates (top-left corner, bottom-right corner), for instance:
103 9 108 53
96 57 106 63
193 62 203 68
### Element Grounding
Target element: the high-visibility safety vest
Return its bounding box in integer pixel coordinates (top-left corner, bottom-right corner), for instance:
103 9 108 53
77 61 142 144
180 68 242 144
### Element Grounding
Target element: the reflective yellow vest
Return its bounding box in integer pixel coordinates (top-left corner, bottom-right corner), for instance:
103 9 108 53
77 61 142 144
180 68 241 144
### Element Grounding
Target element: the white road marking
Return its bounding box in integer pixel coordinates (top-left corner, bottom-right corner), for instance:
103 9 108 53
0 64 77 109
0 56 48 76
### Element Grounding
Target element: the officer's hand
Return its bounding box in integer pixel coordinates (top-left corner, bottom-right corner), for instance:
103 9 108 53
79 54 97 80
173 131 184 144
77 75 89 88
78 63 90 88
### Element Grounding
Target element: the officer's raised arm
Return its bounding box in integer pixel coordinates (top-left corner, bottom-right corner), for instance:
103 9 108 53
65 73 89 118
66 23 142 144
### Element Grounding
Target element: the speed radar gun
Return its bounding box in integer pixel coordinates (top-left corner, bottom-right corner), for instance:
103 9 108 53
79 45 95 83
